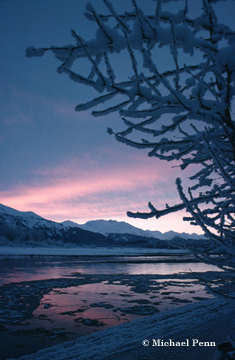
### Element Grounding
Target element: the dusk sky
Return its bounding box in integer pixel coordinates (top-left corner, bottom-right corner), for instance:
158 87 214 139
1 0 234 233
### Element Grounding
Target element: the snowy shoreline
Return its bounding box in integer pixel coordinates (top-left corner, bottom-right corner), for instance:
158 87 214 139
7 297 235 360
0 245 189 257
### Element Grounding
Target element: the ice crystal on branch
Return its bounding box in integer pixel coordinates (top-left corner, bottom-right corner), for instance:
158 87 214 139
26 0 235 274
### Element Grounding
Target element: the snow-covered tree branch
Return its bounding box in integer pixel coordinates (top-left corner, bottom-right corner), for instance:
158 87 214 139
26 0 235 273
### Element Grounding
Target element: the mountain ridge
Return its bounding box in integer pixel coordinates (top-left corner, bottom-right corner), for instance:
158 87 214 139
0 203 109 246
0 204 204 248
62 219 204 240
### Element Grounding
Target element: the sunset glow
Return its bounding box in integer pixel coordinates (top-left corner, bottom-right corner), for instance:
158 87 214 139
1 0 227 235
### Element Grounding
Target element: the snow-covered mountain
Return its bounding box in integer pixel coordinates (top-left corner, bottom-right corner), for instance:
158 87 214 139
0 204 108 246
0 203 204 248
0 203 64 231
62 219 204 240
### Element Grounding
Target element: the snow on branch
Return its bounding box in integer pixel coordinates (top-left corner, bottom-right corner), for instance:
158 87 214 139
27 0 235 271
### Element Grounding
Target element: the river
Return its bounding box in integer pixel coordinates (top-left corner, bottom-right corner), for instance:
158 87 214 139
0 252 222 360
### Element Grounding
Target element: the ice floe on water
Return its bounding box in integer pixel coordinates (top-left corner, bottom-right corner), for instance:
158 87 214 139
0 272 217 325
5 297 235 360
0 251 233 360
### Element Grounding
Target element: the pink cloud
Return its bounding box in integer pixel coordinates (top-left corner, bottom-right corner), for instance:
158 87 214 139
0 158 179 213
0 135 202 233
0 156 202 234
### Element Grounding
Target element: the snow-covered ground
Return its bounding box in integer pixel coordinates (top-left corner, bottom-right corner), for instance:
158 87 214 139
0 245 189 256
7 297 235 360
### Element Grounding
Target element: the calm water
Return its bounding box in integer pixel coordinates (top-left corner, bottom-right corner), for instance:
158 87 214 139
0 254 220 286
0 254 221 360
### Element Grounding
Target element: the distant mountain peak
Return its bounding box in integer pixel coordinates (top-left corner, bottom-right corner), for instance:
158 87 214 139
0 203 64 231
62 218 204 240
0 203 42 219
0 203 205 243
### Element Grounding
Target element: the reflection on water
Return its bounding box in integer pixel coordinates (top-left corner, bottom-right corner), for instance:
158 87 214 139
0 255 221 286
0 254 221 360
